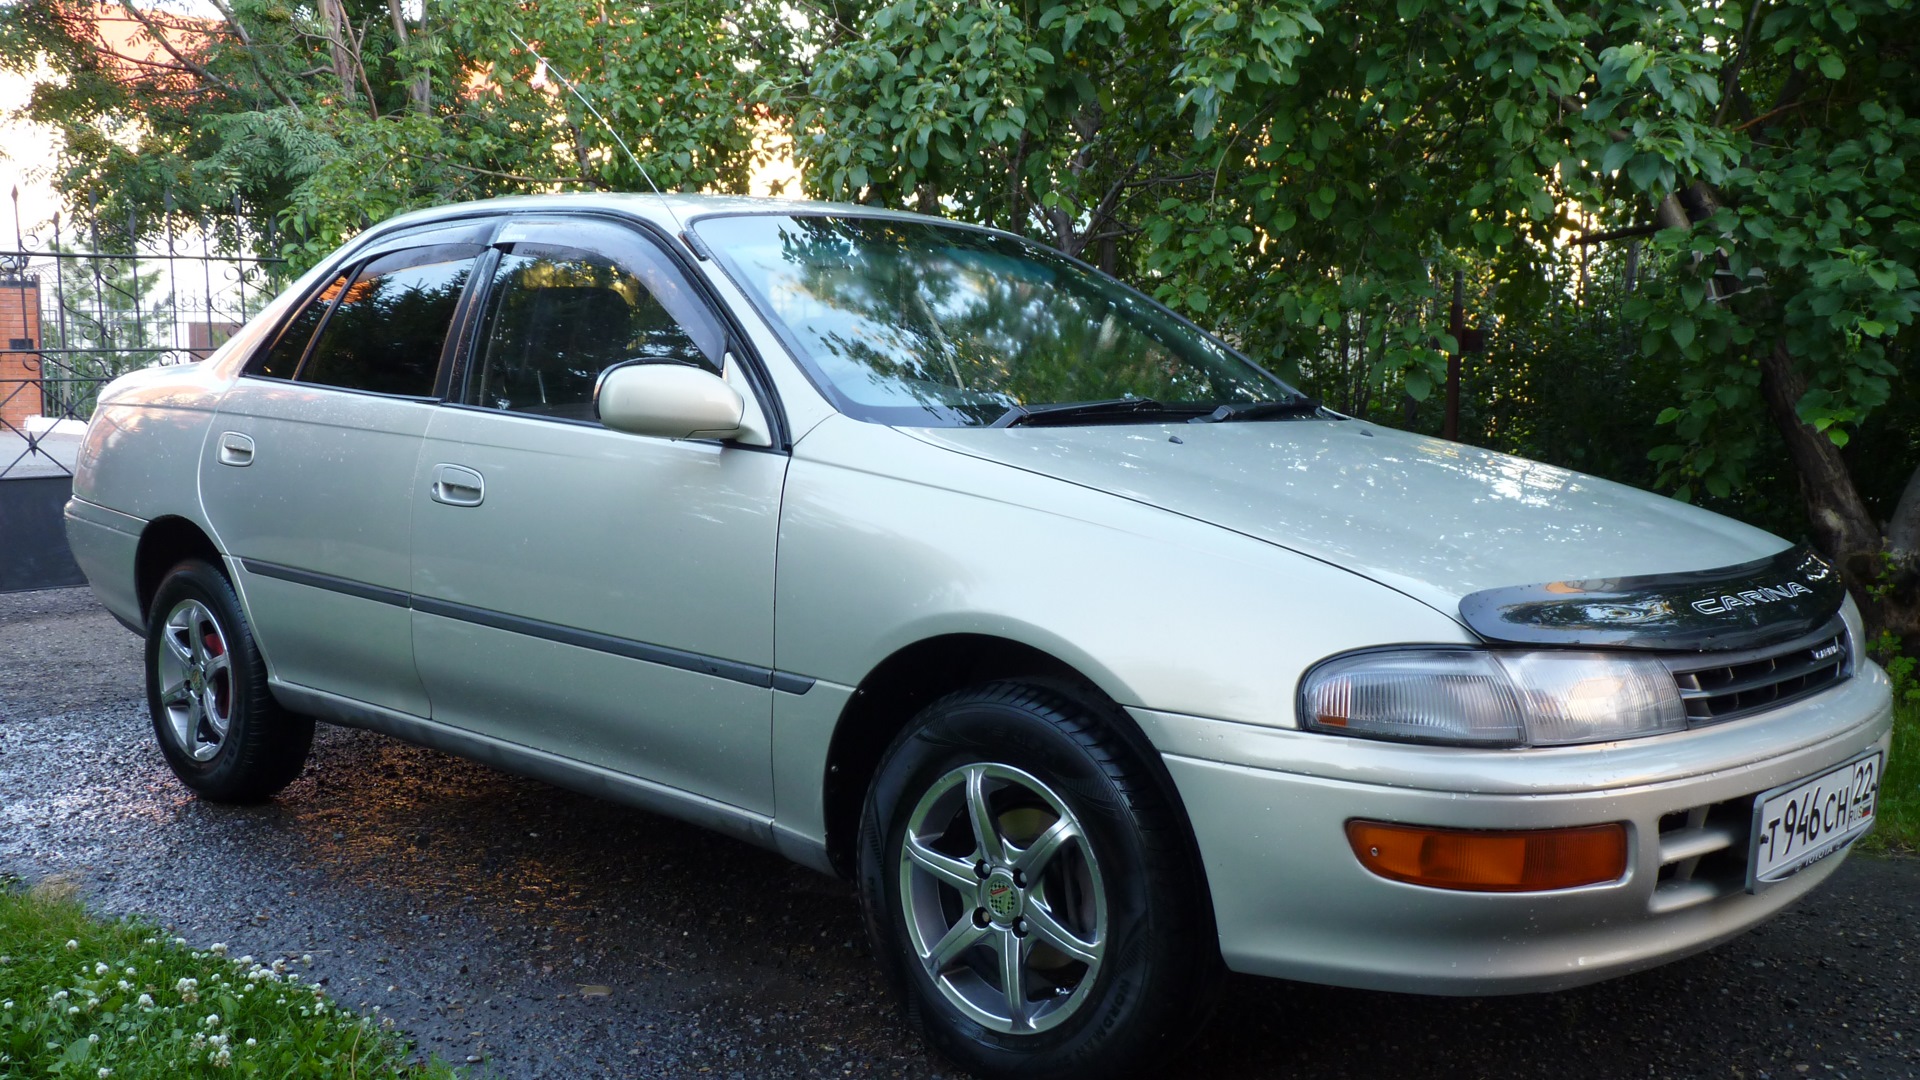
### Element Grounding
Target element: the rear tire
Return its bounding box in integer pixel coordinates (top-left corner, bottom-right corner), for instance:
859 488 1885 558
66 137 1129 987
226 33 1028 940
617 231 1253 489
858 682 1219 1080
145 559 311 802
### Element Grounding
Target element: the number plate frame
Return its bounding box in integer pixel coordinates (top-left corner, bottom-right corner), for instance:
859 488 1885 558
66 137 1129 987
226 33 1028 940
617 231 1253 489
1746 750 1882 892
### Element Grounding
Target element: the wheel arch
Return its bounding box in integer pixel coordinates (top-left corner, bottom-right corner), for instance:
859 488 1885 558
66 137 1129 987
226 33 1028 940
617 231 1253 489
135 516 225 622
819 632 1200 885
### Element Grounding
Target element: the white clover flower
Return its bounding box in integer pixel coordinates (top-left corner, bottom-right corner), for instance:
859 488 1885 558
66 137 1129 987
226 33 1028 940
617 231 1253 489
67 1006 80 1015
87 1033 99 1045
136 994 154 1009
143 937 157 946
245 1038 257 1047
301 954 313 964
211 1048 232 1069
0 955 11 964
65 940 78 951
203 1013 221 1028
98 1069 112 1079
271 958 287 974
188 1033 206 1051
172 937 187 947
123 966 135 976
1 999 11 1010
236 955 253 966
116 980 130 991
208 943 228 957
209 1034 229 1048
94 962 109 976
52 991 67 1002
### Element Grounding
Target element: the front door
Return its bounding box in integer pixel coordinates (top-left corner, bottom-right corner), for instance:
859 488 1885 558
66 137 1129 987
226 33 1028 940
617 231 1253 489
407 218 786 813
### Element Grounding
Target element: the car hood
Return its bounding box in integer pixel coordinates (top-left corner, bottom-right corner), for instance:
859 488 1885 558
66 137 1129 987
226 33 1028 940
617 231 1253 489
900 419 1790 618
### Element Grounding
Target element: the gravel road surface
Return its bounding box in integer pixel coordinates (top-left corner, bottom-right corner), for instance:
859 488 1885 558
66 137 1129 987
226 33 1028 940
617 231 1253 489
2 586 1916 1079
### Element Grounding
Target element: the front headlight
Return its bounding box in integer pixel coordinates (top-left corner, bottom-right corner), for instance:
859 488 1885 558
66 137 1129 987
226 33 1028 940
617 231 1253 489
1301 648 1687 747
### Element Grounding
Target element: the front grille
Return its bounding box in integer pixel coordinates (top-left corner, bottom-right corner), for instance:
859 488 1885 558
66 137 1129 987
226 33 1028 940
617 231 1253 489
1663 618 1850 726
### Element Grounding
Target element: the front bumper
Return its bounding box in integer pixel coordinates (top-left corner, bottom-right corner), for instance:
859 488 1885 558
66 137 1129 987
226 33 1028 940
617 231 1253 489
1135 664 1894 995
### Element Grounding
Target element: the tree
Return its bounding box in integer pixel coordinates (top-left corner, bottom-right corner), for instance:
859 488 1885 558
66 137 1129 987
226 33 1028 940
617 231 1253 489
780 0 1920 637
0 0 801 270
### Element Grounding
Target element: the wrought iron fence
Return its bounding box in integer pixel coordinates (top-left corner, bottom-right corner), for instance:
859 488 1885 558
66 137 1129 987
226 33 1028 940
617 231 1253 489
0 190 286 480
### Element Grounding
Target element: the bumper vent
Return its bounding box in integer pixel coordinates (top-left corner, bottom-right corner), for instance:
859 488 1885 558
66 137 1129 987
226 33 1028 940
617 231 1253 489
1662 619 1850 726
1650 797 1753 914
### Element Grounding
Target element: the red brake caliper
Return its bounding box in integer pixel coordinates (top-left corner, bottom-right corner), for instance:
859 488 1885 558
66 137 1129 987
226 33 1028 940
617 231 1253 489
202 631 230 717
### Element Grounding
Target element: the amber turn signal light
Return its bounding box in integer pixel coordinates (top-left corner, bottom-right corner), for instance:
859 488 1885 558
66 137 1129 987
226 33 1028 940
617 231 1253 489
1346 820 1628 892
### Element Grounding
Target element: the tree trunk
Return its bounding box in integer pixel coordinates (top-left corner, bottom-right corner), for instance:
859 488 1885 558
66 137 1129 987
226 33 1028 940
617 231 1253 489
1754 339 1915 637
317 0 358 102
387 0 430 112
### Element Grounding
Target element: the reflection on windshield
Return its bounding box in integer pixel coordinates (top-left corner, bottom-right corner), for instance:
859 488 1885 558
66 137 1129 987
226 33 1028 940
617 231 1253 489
696 215 1290 426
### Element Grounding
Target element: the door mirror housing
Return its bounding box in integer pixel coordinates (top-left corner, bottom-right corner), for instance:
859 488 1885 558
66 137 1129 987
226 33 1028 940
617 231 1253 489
594 362 745 441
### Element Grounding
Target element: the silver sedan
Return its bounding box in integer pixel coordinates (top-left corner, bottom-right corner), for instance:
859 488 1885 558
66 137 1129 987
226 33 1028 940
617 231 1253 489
65 195 1892 1079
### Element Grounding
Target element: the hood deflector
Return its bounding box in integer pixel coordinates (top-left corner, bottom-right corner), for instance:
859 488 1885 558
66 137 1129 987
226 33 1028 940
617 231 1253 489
1458 545 1846 652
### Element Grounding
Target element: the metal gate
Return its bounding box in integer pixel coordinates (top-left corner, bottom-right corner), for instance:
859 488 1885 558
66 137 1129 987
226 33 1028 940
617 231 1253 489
0 192 285 591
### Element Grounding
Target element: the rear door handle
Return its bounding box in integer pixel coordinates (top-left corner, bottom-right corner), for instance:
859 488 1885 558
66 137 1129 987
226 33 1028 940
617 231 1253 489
429 463 485 507
216 431 254 467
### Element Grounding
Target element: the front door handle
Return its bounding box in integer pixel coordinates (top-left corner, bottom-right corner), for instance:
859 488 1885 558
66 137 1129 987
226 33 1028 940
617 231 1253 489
216 431 254 467
429 463 485 507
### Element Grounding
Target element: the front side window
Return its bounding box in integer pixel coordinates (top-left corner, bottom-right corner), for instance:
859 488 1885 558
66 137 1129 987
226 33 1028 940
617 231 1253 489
463 232 722 422
694 214 1295 427
296 245 480 397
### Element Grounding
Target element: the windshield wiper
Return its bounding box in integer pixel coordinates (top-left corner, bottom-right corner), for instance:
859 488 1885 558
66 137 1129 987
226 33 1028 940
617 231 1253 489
1187 395 1323 423
991 398 1210 428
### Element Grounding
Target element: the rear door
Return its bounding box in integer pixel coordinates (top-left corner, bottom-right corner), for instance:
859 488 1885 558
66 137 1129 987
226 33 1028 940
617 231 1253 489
203 224 490 715
407 216 787 812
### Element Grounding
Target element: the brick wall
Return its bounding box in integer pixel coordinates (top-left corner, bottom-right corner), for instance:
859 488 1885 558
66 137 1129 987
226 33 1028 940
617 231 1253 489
0 278 43 432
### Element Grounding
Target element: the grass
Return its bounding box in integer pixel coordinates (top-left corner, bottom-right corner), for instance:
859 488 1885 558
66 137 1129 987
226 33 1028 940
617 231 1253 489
0 879 457 1079
1863 649 1920 855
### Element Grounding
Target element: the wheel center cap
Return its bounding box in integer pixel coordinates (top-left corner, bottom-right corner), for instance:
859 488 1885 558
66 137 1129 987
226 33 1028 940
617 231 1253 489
983 869 1021 922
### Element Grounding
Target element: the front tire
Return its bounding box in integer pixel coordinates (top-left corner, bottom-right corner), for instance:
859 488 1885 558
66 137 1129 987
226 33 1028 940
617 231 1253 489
145 559 312 802
858 682 1219 1079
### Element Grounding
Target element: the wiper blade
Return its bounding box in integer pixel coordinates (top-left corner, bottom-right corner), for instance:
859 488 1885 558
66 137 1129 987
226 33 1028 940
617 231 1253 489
991 397 1209 428
1187 396 1322 423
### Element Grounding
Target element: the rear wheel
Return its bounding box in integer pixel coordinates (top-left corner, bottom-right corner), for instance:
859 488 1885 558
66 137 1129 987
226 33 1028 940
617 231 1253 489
859 682 1218 1079
145 559 311 802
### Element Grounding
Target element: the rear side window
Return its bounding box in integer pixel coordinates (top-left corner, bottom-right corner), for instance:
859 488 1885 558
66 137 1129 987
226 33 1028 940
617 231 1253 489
249 274 346 380
297 245 480 397
463 234 722 421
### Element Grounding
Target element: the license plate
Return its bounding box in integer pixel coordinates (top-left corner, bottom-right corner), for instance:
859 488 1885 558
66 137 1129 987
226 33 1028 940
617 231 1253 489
1748 751 1882 889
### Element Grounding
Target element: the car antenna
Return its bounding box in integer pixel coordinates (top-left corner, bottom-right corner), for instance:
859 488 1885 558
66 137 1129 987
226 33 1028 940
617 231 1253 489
505 28 704 257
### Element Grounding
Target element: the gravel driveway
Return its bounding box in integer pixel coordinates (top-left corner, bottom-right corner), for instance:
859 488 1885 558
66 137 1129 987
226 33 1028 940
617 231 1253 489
2 586 1916 1079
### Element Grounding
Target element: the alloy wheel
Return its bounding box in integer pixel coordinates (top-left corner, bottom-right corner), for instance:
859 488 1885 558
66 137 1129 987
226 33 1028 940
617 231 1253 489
896 762 1107 1034
155 598 234 762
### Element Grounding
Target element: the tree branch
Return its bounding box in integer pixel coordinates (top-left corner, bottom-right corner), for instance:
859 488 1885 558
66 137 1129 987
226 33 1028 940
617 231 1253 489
441 162 609 188
205 0 301 110
114 1 242 97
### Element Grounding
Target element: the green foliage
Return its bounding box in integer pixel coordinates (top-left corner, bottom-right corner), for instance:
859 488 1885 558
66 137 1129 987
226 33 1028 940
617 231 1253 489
0 880 452 1077
1862 636 1920 853
0 0 800 271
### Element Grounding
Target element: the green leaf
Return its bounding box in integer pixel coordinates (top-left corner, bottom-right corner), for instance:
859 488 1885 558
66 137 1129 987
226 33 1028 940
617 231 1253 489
1818 54 1846 80
1827 428 1851 448
1670 316 1695 349
1404 371 1433 400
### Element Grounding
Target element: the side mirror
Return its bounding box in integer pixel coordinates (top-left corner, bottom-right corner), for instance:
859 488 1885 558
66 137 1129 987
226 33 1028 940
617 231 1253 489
594 362 745 440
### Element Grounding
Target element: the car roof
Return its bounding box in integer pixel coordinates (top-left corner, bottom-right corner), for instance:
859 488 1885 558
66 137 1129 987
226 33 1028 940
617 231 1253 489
367 192 952 239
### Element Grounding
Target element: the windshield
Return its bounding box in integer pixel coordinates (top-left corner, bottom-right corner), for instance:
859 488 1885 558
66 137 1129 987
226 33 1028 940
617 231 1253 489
694 214 1297 427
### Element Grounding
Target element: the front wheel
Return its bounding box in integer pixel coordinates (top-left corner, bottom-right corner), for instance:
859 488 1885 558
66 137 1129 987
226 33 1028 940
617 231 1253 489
858 683 1219 1079
145 559 312 802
